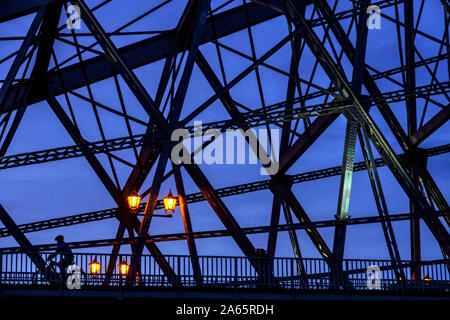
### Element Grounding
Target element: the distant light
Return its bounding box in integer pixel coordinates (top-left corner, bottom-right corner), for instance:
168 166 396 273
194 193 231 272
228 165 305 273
163 190 177 213
127 192 141 213
89 259 101 274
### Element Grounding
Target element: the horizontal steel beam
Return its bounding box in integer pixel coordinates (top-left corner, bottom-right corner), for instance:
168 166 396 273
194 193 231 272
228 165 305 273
1 143 447 238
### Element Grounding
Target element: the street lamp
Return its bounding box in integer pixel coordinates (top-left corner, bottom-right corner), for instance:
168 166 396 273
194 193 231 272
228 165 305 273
127 191 141 213
89 258 101 274
163 190 177 213
118 260 130 276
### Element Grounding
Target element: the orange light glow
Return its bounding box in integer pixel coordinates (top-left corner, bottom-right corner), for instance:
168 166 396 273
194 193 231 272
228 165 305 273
118 260 129 275
127 192 141 213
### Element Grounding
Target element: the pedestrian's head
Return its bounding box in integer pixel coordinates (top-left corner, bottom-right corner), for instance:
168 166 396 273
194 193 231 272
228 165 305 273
54 235 64 243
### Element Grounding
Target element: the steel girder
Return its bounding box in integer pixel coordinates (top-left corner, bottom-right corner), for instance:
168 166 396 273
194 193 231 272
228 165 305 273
404 0 421 277
0 0 414 115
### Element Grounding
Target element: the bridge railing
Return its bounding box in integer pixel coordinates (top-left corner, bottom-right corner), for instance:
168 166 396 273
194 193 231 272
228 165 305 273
0 252 448 292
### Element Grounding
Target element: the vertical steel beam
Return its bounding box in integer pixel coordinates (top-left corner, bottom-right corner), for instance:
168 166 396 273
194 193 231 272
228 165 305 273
106 55 174 271
48 97 176 280
269 178 332 260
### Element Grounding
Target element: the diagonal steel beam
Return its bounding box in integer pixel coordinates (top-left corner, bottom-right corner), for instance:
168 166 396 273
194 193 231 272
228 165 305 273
404 0 421 277
1 143 447 238
269 178 332 259
267 31 303 257
0 5 61 275
410 107 450 147
183 162 257 259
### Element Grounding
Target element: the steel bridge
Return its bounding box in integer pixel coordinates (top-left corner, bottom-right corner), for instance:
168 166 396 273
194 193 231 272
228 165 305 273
0 0 449 301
